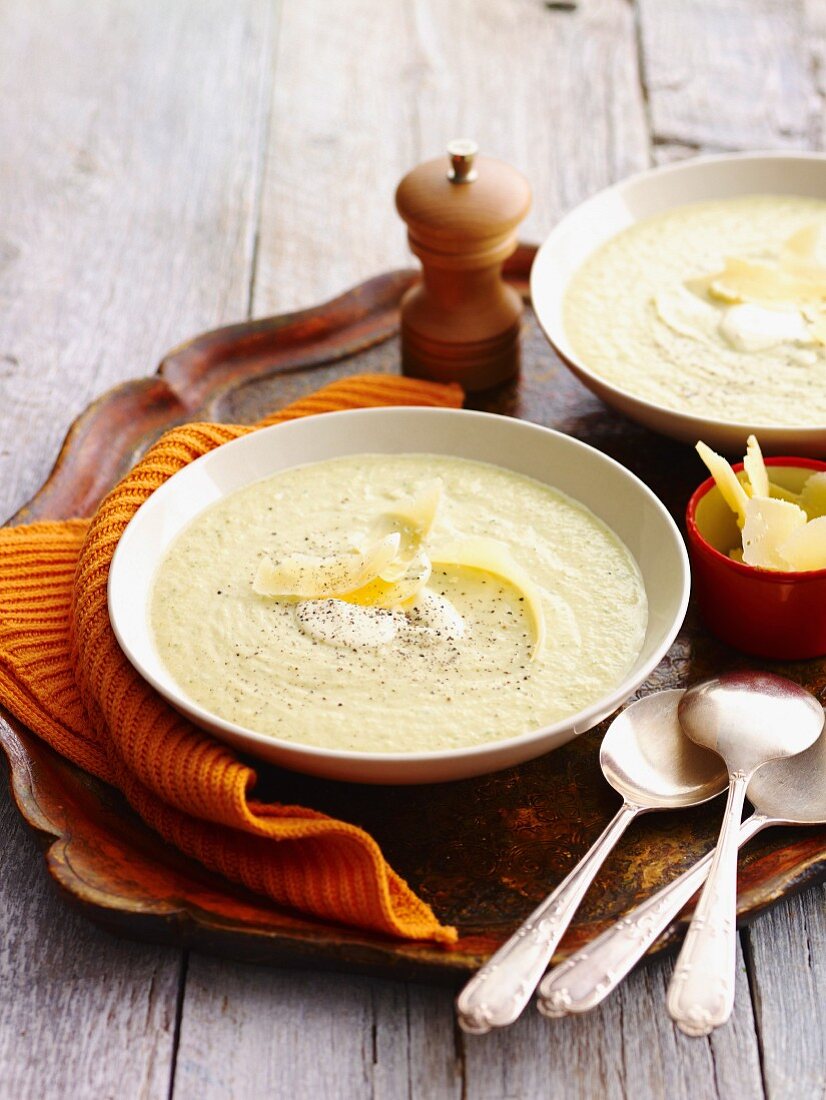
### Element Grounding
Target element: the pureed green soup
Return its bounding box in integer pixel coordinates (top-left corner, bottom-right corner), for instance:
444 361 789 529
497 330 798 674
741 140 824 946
565 195 826 426
150 454 647 753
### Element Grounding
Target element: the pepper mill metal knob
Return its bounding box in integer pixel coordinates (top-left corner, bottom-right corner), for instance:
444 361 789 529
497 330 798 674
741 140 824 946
395 140 531 391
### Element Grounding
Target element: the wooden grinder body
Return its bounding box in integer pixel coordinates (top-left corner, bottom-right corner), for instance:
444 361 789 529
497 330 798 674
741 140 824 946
395 148 531 391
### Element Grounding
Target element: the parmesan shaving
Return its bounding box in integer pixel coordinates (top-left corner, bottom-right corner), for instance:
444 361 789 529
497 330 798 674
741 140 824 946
707 252 826 307
344 548 432 610
386 480 442 539
371 480 442 584
781 225 826 279
431 537 546 658
254 532 401 599
800 471 826 520
741 497 808 570
337 482 444 606
709 256 826 306
743 434 770 499
696 441 749 525
777 515 826 571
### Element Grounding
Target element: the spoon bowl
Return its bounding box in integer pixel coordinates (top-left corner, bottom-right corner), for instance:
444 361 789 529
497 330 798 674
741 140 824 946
748 727 826 824
601 689 728 810
677 671 825 772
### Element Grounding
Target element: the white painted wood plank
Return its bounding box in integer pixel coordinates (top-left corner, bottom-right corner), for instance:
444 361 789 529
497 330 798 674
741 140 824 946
745 885 826 1100
805 0 826 105
173 963 372 1098
0 0 274 523
0 790 180 1098
173 960 463 1100
461 942 764 1100
253 0 648 314
375 982 463 1099
637 0 824 152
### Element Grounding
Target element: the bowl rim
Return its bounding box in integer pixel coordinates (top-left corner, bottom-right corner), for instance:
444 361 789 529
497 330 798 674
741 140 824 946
530 150 826 439
685 455 826 582
108 406 690 769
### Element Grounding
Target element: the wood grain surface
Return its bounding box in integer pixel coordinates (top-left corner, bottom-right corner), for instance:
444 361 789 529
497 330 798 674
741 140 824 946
1 2 824 1098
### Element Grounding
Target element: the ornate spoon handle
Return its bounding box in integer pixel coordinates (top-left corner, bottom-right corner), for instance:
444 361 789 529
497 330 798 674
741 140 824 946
666 772 750 1036
455 802 639 1034
537 813 767 1016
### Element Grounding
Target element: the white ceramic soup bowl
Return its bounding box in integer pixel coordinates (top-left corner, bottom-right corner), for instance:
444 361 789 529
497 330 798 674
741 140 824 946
531 151 826 456
108 407 689 784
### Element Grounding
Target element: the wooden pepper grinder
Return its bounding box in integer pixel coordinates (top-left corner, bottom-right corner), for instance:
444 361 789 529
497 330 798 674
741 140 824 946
395 140 531 391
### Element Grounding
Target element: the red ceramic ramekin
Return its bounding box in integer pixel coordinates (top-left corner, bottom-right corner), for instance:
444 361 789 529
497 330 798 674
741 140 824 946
686 457 826 660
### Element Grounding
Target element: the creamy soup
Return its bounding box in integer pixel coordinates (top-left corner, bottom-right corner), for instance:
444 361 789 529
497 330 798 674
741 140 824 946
565 195 826 426
150 454 647 753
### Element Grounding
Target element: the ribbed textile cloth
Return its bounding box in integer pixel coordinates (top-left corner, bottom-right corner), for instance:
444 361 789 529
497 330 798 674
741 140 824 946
0 374 463 944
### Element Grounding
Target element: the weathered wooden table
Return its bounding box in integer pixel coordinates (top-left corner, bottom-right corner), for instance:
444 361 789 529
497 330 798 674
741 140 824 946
1 2 824 1097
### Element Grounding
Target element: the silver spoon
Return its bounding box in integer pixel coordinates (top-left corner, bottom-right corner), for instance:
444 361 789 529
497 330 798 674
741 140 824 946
666 671 823 1037
455 689 728 1034
539 716 826 1018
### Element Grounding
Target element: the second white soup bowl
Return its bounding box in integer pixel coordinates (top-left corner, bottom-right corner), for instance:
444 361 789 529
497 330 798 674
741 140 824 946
531 152 826 455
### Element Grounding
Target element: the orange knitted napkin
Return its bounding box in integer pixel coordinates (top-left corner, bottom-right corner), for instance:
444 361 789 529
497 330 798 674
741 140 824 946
0 374 463 945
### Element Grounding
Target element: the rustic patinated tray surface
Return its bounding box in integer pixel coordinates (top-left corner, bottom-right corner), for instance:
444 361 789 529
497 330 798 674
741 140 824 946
2 247 824 983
